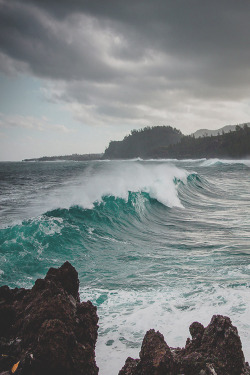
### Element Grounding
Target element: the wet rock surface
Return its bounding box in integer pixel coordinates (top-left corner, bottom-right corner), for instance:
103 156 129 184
0 261 98 375
119 315 250 375
1 262 250 375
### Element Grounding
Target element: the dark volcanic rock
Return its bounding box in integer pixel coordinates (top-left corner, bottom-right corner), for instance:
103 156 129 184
119 330 175 375
0 261 98 375
200 315 245 375
120 315 249 375
179 315 245 375
1 262 250 375
119 357 139 375
45 260 80 301
138 329 174 375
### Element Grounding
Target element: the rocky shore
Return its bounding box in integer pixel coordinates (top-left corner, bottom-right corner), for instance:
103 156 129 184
0 262 249 375
0 262 98 375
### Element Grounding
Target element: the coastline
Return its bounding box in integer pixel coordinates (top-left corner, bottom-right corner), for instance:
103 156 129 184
1 262 249 375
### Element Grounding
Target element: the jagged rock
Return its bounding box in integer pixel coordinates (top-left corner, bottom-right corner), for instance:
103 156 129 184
1 262 250 375
45 260 80 301
199 315 245 375
0 261 98 375
119 357 139 375
178 315 245 375
138 329 175 375
120 315 248 375
119 330 175 375
189 321 204 347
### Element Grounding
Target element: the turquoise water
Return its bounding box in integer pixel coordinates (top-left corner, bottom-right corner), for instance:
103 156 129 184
0 159 250 374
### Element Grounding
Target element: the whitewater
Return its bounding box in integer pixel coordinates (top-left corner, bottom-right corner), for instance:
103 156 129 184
0 159 250 374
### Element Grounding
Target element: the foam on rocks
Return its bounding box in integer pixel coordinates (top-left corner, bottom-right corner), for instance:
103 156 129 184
1 262 250 375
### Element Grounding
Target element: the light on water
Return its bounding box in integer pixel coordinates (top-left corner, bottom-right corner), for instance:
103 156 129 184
0 159 250 374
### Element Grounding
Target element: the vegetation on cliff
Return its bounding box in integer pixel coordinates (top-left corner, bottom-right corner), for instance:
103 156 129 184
104 124 250 160
154 124 250 159
103 126 182 159
23 123 250 162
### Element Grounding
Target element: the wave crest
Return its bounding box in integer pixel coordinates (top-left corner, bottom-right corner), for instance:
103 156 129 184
200 158 250 167
47 162 189 210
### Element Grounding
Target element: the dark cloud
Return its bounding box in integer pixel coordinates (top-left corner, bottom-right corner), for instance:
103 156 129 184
20 0 250 56
0 1 120 81
1 0 250 132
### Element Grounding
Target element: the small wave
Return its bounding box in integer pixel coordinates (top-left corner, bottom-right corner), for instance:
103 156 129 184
200 158 250 167
180 158 207 163
140 158 179 162
101 157 144 162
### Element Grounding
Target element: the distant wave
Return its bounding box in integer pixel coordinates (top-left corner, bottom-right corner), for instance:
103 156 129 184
98 158 250 168
200 158 250 167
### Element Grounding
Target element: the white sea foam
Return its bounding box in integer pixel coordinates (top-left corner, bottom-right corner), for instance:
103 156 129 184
179 158 207 163
46 162 189 210
37 216 64 236
81 284 250 375
0 161 190 227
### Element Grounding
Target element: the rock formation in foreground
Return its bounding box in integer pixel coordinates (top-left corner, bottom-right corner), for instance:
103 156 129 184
119 316 250 375
1 262 250 375
0 261 98 375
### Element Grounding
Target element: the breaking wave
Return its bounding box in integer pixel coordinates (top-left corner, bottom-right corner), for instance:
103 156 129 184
1 159 250 375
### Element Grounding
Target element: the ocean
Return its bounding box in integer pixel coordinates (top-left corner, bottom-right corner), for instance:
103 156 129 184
0 158 250 374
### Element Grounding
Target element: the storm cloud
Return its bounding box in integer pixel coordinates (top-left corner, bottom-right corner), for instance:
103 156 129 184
1 0 250 134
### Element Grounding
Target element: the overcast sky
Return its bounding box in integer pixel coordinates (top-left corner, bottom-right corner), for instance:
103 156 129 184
1 0 250 160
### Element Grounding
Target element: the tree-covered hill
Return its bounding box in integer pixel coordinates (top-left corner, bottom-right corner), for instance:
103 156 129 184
192 122 250 138
153 124 250 159
103 126 182 159
23 123 250 162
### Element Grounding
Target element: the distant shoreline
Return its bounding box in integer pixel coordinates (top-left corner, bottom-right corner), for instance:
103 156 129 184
23 123 250 162
23 153 103 162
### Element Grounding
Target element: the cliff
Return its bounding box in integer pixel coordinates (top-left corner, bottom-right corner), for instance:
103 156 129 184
103 126 182 159
153 124 250 159
104 124 250 160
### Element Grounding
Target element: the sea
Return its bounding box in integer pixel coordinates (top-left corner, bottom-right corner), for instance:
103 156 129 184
0 158 250 374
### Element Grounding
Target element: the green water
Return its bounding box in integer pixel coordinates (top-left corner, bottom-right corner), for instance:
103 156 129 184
0 159 250 374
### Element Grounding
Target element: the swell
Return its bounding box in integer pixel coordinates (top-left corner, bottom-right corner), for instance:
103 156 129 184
1 160 250 375
1 159 247 229
0 171 230 289
1 160 249 292
200 158 250 167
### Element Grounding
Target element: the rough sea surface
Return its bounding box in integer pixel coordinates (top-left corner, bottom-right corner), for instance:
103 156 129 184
0 159 250 374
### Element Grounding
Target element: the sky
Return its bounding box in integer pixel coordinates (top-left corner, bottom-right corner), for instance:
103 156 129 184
1 0 250 160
